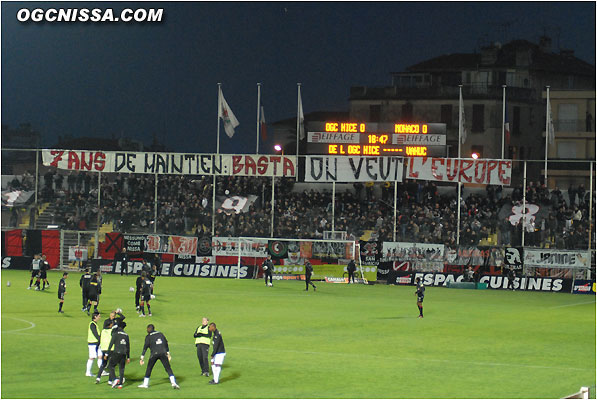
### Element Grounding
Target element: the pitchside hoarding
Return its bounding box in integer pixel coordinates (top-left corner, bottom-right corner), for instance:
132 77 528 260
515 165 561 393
93 259 256 279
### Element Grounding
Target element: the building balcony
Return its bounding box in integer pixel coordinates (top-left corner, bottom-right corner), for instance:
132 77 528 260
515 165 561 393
350 84 536 102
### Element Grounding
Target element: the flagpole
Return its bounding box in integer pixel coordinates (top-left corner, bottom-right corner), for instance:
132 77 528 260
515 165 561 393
296 83 301 182
458 85 463 158
544 86 550 186
256 83 261 154
217 83 222 154
501 85 506 159
213 83 221 236
456 85 463 245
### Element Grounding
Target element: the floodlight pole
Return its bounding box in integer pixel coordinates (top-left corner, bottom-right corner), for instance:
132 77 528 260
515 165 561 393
521 161 527 247
154 173 158 233
331 181 336 233
393 181 398 242
270 175 275 238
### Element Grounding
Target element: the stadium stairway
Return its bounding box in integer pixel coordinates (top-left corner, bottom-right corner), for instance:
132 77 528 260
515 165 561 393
33 203 54 229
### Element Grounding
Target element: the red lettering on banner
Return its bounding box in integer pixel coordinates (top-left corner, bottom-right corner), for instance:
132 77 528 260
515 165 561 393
271 156 281 175
257 156 268 175
486 160 498 180
431 157 444 180
232 156 243 175
499 161 511 185
94 152 106 171
407 158 421 178
244 156 256 175
50 151 64 167
474 160 487 184
446 158 458 181
459 160 474 183
68 151 80 170
80 152 93 171
283 157 295 176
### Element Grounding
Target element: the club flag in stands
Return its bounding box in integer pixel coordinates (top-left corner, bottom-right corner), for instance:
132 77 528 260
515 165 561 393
459 89 467 144
298 90 305 140
260 105 267 141
218 89 240 138
504 106 511 145
547 99 555 144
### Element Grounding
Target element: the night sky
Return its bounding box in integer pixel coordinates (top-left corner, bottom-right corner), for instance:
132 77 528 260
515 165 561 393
1 1 595 154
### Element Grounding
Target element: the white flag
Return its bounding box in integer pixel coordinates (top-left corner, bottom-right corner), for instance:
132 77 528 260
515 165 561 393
547 100 555 144
218 89 240 138
298 90 305 140
459 89 467 144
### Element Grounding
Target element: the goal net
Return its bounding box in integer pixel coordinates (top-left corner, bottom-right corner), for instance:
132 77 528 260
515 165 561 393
233 237 372 283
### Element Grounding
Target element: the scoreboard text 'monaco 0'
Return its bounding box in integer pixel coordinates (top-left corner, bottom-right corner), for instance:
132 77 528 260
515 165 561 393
306 121 447 157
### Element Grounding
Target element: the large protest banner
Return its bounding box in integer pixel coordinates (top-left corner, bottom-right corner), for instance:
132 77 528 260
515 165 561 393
406 157 512 185
305 156 404 182
42 150 296 177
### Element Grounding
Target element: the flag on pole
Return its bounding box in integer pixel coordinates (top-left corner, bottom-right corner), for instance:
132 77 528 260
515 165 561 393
298 90 305 140
547 100 555 144
459 89 467 144
504 106 511 145
218 89 239 138
260 105 267 141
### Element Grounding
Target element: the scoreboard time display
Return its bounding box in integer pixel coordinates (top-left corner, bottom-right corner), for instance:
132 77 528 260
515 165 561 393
306 121 447 157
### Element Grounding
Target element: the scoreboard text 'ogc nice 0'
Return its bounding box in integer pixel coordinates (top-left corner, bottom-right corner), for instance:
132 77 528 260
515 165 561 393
306 121 447 157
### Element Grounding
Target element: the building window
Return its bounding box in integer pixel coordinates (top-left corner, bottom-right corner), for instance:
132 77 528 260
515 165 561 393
401 103 413 122
513 106 520 136
472 104 484 132
370 105 381 122
557 141 577 158
440 104 453 129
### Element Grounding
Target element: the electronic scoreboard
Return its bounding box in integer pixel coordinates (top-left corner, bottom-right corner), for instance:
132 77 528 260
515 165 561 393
306 121 447 157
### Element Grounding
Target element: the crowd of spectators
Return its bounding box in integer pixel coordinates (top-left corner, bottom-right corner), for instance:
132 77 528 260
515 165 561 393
8 169 596 250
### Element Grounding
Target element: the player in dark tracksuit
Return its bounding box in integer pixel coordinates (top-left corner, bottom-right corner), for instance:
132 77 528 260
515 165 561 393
57 272 68 313
304 261 316 291
135 274 143 311
80 269 92 312
139 273 153 317
415 277 425 318
117 248 130 276
347 259 357 283
106 322 130 388
87 272 101 316
138 324 180 389
262 256 274 286
40 255 51 290
208 323 226 385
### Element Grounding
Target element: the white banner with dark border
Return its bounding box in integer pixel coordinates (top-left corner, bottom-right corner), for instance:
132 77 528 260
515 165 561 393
42 150 296 177
406 157 512 185
523 249 590 268
305 156 404 182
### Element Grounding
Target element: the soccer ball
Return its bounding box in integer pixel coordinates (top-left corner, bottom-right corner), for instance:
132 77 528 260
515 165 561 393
115 308 123 314
129 287 134 292
267 283 273 287
150 294 156 300
6 281 11 287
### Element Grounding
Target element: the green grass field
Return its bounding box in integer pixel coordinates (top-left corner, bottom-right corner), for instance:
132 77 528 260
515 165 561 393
1 269 595 399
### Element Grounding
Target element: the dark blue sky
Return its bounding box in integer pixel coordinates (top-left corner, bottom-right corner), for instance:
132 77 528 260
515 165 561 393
2 1 595 154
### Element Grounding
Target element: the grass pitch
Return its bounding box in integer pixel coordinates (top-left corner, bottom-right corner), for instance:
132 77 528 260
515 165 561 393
1 269 595 399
